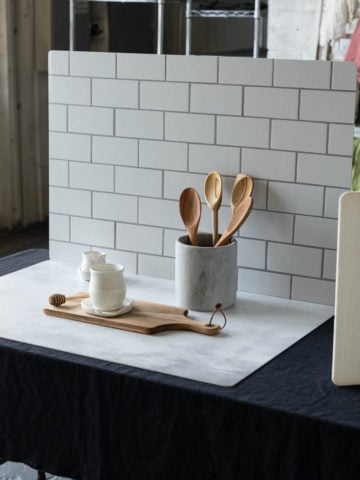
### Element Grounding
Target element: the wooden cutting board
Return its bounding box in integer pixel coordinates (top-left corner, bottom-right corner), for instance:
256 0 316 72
43 297 221 336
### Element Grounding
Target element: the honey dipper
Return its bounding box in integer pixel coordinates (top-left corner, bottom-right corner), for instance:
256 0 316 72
49 292 89 307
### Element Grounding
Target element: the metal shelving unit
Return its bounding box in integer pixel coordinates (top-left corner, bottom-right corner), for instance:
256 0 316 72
69 0 265 57
69 0 165 53
185 0 263 57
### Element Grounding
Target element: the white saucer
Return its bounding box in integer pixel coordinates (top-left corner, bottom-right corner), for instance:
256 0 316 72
81 297 133 317
77 266 90 281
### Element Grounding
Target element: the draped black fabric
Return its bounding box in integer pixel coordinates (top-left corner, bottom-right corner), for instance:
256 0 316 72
1 250 360 480
0 249 49 277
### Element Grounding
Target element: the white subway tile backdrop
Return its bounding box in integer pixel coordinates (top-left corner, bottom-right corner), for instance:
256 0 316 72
48 52 356 305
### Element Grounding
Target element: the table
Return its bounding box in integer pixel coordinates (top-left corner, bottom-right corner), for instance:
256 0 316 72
0 250 360 480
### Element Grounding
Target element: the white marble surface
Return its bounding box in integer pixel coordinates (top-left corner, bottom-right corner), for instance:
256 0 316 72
0 261 333 387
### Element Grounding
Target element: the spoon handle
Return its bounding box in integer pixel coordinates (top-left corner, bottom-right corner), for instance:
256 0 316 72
212 209 219 246
189 230 198 247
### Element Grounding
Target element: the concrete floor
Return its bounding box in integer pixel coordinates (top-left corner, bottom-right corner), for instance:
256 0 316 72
0 462 71 480
0 222 48 257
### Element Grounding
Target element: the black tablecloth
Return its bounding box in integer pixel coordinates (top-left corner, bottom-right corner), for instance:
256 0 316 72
0 248 49 276
1 250 359 480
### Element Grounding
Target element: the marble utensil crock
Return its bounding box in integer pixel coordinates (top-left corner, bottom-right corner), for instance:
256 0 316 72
175 233 238 311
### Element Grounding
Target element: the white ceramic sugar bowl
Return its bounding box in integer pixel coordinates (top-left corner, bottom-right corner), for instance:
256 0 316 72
89 263 126 312
79 251 106 281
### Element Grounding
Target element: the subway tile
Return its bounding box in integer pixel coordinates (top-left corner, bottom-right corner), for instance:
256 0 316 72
70 163 114 192
217 117 270 148
68 106 113 136
165 112 215 144
218 205 233 235
95 248 137 274
244 87 299 119
117 53 165 80
331 61 357 90
71 217 115 248
324 187 347 218
140 81 189 111
291 276 335 305
242 149 296 182
49 187 91 216
294 215 338 249
48 51 69 75
70 51 116 77
273 59 331 89
116 109 163 139
49 214 69 242
139 140 187 171
219 57 273 86
240 210 294 243
92 79 138 108
166 55 217 83
93 136 138 166
210 200 232 233
164 229 186 257
271 120 327 153
139 198 182 229
268 242 322 277
49 132 91 162
268 182 324 216
49 240 89 264
297 153 352 188
191 84 243 115
138 254 175 280
189 144 240 175
252 180 268 210
49 159 68 187
47 53 355 305
323 249 336 280
49 104 67 131
164 171 205 201
116 223 162 254
300 90 355 123
93 192 137 222
115 166 162 197
237 238 266 269
49 76 90 105
328 124 354 156
238 268 291 299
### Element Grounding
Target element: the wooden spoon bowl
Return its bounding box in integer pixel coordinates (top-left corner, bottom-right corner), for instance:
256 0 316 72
231 173 254 211
179 187 202 246
215 196 253 247
204 171 223 245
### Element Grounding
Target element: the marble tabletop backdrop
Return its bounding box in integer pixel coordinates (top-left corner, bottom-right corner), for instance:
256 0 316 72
0 261 333 386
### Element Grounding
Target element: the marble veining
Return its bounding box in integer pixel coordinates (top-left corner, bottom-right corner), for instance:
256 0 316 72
0 261 333 386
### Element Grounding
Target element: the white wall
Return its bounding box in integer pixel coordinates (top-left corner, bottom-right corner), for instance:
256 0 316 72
267 0 322 59
48 51 356 305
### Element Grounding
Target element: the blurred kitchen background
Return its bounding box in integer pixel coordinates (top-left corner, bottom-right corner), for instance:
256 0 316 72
0 0 357 251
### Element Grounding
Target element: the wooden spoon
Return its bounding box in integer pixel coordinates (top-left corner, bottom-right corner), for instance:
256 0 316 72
179 187 202 246
204 171 223 245
215 196 253 247
230 173 254 211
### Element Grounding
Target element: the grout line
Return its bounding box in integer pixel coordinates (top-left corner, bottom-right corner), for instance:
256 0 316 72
113 109 116 137
291 213 296 244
